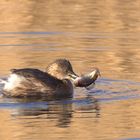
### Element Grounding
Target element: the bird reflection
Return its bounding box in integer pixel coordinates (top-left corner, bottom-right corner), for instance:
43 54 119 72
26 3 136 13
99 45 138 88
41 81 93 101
10 96 100 128
11 98 73 128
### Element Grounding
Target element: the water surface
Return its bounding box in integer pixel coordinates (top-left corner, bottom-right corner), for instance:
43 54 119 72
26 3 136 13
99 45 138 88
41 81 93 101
0 0 140 140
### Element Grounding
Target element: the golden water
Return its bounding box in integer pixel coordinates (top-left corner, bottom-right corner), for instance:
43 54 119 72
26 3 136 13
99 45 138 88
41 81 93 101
0 0 140 140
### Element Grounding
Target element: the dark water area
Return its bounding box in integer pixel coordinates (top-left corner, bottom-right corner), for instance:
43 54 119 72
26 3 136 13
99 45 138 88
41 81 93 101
0 0 140 140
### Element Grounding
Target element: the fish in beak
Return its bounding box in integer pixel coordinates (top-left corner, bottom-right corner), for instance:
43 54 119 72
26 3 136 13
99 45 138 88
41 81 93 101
73 68 100 87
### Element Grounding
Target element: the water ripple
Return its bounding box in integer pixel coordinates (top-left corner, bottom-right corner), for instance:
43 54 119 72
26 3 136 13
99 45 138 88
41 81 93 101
0 77 139 109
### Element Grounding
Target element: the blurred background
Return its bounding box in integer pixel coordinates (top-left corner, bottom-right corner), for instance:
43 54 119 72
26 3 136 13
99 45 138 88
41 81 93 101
0 0 140 140
0 0 139 81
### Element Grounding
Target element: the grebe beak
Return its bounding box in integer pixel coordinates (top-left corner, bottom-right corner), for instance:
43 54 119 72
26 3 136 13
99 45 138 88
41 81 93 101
68 72 79 80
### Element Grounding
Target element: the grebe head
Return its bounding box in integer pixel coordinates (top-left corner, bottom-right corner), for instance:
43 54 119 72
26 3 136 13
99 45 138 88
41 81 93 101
46 59 78 80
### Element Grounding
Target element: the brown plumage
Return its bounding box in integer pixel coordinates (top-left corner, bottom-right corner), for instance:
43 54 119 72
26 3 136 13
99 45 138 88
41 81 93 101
3 59 77 98
2 59 100 99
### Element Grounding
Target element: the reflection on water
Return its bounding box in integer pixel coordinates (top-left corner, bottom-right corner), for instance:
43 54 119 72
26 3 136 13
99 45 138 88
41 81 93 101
0 0 140 140
0 94 99 140
0 78 140 140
